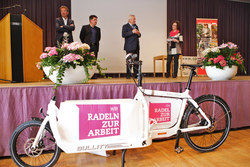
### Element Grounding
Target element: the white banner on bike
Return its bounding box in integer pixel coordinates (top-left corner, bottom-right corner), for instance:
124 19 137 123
56 99 146 153
149 102 171 123
77 104 121 139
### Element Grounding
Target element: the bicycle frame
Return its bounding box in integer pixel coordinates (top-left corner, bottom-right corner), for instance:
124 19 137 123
31 87 211 153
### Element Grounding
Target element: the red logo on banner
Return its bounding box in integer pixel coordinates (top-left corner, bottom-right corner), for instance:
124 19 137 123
197 67 207 75
149 102 171 123
77 104 121 140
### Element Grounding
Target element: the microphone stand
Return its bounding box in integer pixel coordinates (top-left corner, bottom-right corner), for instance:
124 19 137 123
0 78 15 83
0 4 22 10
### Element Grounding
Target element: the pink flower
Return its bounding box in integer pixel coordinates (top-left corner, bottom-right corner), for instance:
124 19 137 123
230 56 236 60
219 60 227 67
213 58 219 64
62 53 84 63
201 57 207 62
213 55 224 64
208 58 213 62
237 53 243 61
44 47 51 52
237 59 242 64
44 47 56 52
91 53 95 57
227 42 238 49
217 55 225 61
36 62 42 69
40 53 48 59
48 49 58 56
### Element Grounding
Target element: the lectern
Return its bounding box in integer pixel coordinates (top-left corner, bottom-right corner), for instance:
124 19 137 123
0 13 43 82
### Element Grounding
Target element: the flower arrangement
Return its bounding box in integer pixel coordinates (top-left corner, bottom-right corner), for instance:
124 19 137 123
37 42 106 87
201 42 246 73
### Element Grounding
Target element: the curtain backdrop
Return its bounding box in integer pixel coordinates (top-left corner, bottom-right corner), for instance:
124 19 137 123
0 0 71 48
1 0 249 74
167 0 250 75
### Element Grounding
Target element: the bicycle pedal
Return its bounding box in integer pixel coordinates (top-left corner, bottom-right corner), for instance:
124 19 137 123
175 146 184 154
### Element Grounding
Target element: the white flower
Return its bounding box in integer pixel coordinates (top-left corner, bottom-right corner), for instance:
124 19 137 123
227 42 238 49
61 43 70 49
218 43 228 49
211 47 219 52
202 48 211 55
81 43 90 50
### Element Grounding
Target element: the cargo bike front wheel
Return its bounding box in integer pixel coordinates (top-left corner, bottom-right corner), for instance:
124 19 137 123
9 119 61 167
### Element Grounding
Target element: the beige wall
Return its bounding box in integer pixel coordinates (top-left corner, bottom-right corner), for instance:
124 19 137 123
72 0 167 73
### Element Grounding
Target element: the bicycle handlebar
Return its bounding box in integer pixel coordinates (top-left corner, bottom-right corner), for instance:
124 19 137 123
127 60 203 91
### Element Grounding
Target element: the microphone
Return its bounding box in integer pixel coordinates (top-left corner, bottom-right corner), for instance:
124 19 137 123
23 8 27 15
126 53 137 61
0 4 21 10
15 4 22 7
126 53 138 64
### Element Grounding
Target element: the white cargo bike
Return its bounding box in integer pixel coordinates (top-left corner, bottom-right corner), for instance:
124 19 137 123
9 58 231 167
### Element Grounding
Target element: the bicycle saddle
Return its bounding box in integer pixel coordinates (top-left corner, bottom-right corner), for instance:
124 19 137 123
181 64 203 68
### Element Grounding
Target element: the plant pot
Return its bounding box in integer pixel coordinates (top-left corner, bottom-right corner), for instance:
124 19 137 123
43 66 96 84
205 65 238 81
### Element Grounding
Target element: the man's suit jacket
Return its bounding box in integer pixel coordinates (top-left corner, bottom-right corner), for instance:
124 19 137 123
56 17 75 44
122 23 141 53
79 25 101 51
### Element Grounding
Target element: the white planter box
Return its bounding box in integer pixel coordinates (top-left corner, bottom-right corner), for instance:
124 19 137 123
205 65 238 80
43 66 96 84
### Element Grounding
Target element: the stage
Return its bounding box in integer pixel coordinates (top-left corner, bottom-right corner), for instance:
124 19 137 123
1 76 250 157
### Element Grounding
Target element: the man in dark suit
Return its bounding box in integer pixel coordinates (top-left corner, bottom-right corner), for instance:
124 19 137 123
79 15 101 58
56 6 75 46
122 15 141 79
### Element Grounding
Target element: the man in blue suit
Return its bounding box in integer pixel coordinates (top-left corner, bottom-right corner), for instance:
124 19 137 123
122 15 141 79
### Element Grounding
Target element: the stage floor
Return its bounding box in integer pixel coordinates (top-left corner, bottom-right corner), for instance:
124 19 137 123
1 128 250 166
0 76 250 87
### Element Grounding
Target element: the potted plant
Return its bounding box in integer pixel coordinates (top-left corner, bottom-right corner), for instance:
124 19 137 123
201 42 246 80
36 42 106 88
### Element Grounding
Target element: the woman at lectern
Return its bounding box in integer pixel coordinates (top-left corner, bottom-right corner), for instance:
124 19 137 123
166 21 183 78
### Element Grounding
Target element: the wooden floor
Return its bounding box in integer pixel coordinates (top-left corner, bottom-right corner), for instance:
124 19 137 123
1 129 250 167
0 76 250 88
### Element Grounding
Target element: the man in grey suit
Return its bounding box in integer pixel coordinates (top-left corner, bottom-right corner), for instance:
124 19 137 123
122 15 141 79
56 6 75 46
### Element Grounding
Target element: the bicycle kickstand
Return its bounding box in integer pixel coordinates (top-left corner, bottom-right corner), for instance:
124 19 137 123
121 149 127 167
175 130 184 154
